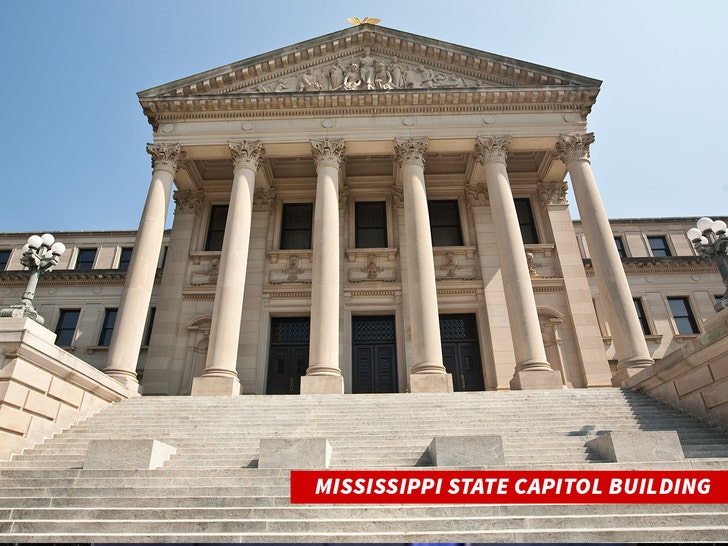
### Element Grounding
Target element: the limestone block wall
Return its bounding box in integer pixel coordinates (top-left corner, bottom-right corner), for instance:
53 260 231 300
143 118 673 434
624 309 728 430
0 317 133 460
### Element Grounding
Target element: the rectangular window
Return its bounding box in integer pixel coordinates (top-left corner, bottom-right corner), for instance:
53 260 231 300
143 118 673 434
205 205 228 251
281 203 313 250
615 237 627 258
98 308 118 347
514 198 539 244
0 250 10 271
143 307 156 346
648 236 671 257
355 202 388 248
75 248 97 270
55 309 80 347
428 200 463 246
668 297 699 335
118 247 133 269
633 298 651 335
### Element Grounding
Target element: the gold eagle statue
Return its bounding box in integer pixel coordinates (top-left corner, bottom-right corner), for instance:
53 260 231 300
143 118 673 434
347 17 381 26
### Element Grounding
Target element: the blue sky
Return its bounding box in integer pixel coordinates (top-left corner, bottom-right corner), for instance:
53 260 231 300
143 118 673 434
1 0 726 232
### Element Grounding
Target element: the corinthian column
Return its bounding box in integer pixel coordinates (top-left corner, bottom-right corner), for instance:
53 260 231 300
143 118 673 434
555 133 653 384
105 143 186 391
474 136 561 390
191 141 263 396
300 138 345 394
395 137 452 393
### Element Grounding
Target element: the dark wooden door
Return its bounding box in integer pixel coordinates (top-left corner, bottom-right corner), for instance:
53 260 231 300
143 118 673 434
352 316 398 393
440 314 485 392
266 317 310 395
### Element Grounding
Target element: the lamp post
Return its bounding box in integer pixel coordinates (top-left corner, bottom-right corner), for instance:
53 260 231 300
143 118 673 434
0 233 65 325
687 217 728 312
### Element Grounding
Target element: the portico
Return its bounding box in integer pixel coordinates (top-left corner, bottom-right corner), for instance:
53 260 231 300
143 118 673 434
105 23 637 395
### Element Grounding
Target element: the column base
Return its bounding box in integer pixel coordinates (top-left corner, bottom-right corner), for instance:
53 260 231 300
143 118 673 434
611 356 654 387
409 373 454 393
104 370 142 395
300 374 344 394
191 375 241 396
510 369 563 390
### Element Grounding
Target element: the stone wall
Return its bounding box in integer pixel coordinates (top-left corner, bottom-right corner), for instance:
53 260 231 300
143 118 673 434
0 317 133 460
624 308 728 430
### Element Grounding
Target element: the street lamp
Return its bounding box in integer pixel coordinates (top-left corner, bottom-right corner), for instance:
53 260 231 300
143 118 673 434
687 217 728 312
0 233 65 325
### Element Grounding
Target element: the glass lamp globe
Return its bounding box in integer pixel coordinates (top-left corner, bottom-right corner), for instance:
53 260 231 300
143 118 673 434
700 236 709 245
27 235 43 248
687 228 702 241
40 233 55 247
697 217 714 232
712 220 727 233
51 242 66 255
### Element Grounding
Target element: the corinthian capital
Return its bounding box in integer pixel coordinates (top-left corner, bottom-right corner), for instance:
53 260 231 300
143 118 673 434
311 138 345 169
394 137 428 167
229 140 264 171
473 135 511 165
147 143 186 173
173 190 204 214
554 133 595 165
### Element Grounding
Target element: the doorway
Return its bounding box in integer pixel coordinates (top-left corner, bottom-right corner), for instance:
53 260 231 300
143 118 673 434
266 317 310 394
352 315 398 393
440 313 485 391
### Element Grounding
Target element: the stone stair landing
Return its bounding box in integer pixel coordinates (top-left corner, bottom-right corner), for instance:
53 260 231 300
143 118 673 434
1 388 728 542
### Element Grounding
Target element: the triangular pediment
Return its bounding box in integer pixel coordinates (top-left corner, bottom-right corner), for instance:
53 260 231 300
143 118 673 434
139 25 600 99
138 25 601 125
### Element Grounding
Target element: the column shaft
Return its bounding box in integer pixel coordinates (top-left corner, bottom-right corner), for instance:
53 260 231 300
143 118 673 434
191 141 262 396
395 138 452 393
475 136 560 390
105 144 184 391
301 139 344 394
557 134 653 382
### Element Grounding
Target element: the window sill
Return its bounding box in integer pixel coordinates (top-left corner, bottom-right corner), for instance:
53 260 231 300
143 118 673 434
674 334 700 342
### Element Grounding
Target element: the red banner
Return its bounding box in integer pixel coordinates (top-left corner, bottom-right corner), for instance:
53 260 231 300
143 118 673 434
290 470 728 504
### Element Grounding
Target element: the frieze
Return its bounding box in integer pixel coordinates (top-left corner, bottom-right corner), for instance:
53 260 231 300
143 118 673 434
250 50 476 94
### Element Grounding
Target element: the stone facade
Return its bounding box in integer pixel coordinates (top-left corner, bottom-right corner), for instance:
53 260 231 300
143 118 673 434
0 25 725 396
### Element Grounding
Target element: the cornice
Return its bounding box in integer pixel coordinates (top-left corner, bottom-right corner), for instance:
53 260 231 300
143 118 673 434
582 257 717 275
0 269 162 287
141 87 598 127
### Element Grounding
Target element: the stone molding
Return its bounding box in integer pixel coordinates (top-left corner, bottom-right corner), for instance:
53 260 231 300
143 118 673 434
473 135 511 165
554 133 595 165
173 190 204 213
391 186 404 208
147 143 186 174
229 140 264 172
394 137 428 167
537 181 569 207
311 138 345 169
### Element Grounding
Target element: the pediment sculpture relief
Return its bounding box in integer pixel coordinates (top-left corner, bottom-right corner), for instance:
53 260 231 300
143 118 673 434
252 48 478 93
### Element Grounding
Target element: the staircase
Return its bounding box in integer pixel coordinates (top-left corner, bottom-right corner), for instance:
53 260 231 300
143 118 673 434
2 388 728 542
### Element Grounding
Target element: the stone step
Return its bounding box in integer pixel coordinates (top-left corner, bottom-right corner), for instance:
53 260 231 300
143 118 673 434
4 512 728 535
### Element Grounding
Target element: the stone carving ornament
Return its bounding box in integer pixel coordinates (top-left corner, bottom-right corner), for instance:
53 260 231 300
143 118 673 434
537 181 569 207
254 50 476 93
147 143 186 173
173 190 204 213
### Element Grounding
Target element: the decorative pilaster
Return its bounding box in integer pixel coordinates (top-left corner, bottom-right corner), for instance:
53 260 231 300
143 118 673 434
465 183 489 207
191 140 263 396
474 136 560 390
301 138 345 394
106 143 186 391
253 188 276 212
555 133 653 384
395 137 452 393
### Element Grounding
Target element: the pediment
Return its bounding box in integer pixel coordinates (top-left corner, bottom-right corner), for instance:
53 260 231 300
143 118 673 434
139 25 600 99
